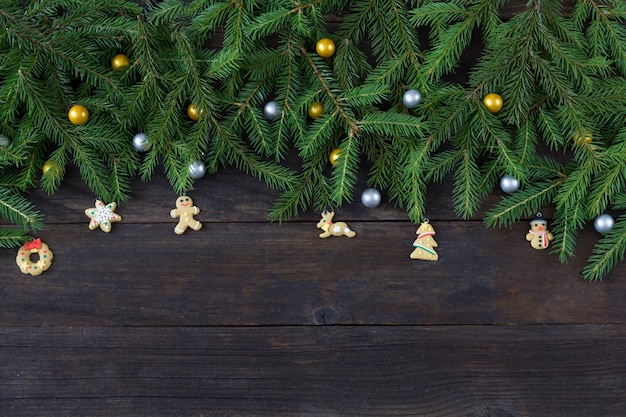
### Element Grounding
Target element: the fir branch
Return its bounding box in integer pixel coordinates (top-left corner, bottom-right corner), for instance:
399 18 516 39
583 214 626 281
0 228 31 249
551 199 587 262
0 187 44 232
330 134 360 206
484 180 560 228
357 112 424 138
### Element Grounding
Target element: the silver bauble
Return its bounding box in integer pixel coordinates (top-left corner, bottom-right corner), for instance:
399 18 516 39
500 175 520 194
132 132 149 152
594 214 615 234
263 101 281 121
361 187 382 208
0 134 10 147
188 160 206 179
402 89 422 109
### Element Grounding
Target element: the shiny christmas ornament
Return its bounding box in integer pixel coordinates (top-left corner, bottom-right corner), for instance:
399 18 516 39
483 93 503 113
187 103 203 122
263 101 281 121
499 175 520 194
111 53 130 71
402 89 422 109
188 160 206 179
68 104 89 125
329 148 342 166
308 102 323 119
315 38 335 58
361 188 381 208
573 132 593 145
0 134 10 147
42 160 60 176
594 214 615 234
132 133 149 152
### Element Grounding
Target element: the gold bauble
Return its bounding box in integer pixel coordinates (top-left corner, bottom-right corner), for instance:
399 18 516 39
187 103 203 122
316 38 336 58
111 54 130 71
573 132 593 145
308 102 324 119
482 93 503 113
42 160 60 176
329 148 342 166
68 104 89 125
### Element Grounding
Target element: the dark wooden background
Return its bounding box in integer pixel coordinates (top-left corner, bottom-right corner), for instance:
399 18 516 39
2 1 626 415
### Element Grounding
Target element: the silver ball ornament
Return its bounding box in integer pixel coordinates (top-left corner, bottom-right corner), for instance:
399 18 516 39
0 134 11 147
132 133 149 152
263 101 281 121
402 89 422 109
361 187 382 208
188 160 206 179
500 175 520 194
594 214 614 234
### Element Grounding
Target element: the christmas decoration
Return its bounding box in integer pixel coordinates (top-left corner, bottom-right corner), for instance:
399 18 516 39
594 214 615 234
111 53 130 71
132 133 149 152
0 135 10 147
315 38 335 58
329 148 342 166
402 89 422 109
187 104 203 122
499 175 520 194
482 93 503 113
42 161 60 176
526 214 554 250
410 221 438 261
317 211 356 238
171 196 202 235
263 101 280 121
1 0 625 280
16 238 53 276
361 188 381 208
573 132 593 145
188 160 206 179
308 102 324 119
85 199 122 233
68 104 89 125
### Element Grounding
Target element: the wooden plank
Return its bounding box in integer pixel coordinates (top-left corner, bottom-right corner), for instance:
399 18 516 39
1 325 624 416
1 221 623 327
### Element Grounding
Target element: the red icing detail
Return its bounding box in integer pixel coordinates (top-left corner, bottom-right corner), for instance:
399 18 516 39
181 202 189 206
24 238 42 250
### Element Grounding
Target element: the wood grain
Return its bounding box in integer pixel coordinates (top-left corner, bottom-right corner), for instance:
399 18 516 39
0 220 622 327
1 326 624 417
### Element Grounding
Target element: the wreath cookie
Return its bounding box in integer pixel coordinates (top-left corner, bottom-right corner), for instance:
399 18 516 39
16 238 54 276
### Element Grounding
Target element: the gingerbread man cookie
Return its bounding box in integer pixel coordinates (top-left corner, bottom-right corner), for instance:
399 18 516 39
170 196 202 234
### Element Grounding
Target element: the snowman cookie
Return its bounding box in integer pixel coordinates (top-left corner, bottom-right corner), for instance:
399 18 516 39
170 196 202 234
526 214 553 250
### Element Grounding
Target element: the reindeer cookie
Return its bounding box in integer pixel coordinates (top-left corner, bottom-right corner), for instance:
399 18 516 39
170 196 202 234
526 214 553 250
317 210 356 238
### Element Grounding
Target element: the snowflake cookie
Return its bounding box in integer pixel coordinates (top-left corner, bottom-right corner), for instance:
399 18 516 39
85 199 122 233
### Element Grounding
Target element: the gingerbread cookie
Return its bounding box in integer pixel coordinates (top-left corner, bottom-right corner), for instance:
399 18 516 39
316 210 356 238
526 213 553 250
410 221 438 261
16 238 53 276
171 196 202 234
85 199 122 233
